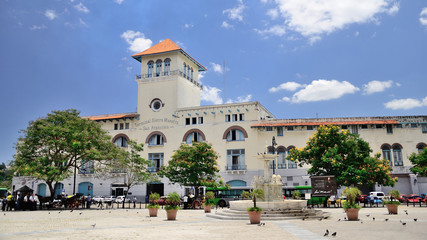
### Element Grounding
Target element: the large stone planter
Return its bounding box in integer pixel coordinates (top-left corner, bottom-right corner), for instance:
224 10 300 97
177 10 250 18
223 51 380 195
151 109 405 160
386 204 399 214
166 209 178 220
248 211 262 224
345 208 360 221
148 207 158 217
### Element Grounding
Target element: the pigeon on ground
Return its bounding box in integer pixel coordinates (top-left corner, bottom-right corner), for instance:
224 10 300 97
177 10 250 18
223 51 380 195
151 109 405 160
373 217 375 221
366 214 370 217
385 218 389 221
331 232 337 237
257 222 265 226
402 222 407 226
324 229 329 236
414 218 417 222
91 223 96 228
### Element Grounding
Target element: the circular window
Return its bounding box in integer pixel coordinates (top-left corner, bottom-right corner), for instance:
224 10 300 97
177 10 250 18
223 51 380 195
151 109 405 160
151 99 163 112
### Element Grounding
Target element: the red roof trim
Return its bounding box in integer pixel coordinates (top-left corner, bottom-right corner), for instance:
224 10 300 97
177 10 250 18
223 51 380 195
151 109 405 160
83 113 139 121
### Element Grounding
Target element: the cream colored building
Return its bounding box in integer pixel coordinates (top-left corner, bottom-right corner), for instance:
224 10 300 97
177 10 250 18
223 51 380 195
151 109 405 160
13 39 427 199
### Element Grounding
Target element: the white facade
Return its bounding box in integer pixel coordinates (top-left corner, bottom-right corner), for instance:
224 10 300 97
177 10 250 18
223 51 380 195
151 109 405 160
13 39 427 199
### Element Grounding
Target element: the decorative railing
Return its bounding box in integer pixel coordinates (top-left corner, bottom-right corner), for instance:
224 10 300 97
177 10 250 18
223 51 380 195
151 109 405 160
147 167 160 173
135 70 203 89
226 164 247 170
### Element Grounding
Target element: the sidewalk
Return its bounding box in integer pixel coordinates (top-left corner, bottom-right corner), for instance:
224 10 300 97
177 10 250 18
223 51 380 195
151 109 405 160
0 205 426 240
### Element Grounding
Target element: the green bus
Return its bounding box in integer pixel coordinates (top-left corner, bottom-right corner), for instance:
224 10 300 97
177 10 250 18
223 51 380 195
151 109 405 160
0 188 8 198
205 186 250 207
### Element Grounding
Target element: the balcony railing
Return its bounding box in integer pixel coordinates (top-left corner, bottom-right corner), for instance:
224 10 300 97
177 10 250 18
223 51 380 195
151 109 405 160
135 70 203 89
226 164 247 170
270 163 287 169
148 167 160 173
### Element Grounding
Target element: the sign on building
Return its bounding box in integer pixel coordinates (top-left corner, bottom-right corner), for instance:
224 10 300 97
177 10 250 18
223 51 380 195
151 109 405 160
310 176 337 196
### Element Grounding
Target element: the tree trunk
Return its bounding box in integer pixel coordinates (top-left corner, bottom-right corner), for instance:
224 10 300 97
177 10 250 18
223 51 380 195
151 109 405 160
47 181 55 201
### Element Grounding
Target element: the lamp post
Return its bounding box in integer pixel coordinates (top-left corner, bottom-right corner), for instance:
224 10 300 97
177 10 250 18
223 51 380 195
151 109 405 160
272 136 277 174
73 161 77 195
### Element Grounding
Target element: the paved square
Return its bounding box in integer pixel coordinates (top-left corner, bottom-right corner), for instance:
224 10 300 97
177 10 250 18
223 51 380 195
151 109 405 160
1 205 426 239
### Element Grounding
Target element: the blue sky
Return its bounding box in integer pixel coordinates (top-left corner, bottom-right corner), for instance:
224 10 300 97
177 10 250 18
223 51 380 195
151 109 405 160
1 0 427 164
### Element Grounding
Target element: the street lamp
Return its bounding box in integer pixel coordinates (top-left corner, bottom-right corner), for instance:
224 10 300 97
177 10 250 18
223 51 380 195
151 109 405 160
272 136 277 174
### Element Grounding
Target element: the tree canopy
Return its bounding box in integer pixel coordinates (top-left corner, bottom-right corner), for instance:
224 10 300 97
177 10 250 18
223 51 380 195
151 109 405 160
159 142 221 197
12 109 121 198
103 140 158 203
409 149 427 176
287 125 396 187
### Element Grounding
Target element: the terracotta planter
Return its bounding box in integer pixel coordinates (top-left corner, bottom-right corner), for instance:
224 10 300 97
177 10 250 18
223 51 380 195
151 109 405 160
148 207 158 217
166 209 178 220
248 211 262 224
345 208 360 221
204 205 212 213
386 204 399 214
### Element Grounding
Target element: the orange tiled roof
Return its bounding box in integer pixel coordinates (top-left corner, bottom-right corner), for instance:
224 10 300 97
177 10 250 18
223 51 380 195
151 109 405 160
132 38 181 58
251 120 399 127
131 39 207 71
83 113 139 121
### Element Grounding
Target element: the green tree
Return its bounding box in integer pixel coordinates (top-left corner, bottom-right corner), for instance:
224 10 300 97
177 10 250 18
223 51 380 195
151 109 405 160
12 109 121 199
0 162 13 188
103 140 158 206
409 149 427 176
287 125 396 187
159 142 221 198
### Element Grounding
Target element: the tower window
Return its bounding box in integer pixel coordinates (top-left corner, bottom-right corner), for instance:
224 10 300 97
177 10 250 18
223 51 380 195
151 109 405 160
147 61 154 78
164 59 170 76
156 60 162 77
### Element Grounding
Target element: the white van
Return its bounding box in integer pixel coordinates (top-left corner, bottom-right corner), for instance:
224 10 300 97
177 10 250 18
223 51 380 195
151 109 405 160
369 192 385 200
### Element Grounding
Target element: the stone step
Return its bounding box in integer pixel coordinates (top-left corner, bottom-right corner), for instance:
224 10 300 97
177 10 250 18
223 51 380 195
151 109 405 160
207 209 330 221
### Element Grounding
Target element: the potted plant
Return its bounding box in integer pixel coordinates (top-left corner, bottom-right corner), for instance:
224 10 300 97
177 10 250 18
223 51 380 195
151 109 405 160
147 192 160 217
203 191 215 213
383 189 400 214
292 190 301 200
241 190 250 199
164 192 181 220
247 188 265 224
342 187 362 221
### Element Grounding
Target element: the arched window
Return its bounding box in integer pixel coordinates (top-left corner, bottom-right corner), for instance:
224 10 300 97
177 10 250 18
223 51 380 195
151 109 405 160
190 68 194 82
147 61 154 78
80 159 94 174
223 126 248 141
156 60 162 77
277 146 287 169
183 129 206 144
145 131 167 146
392 144 403 166
187 66 190 80
287 146 297 169
416 143 426 153
113 135 128 148
148 134 164 146
381 144 392 165
54 182 64 197
164 58 170 76
183 63 187 77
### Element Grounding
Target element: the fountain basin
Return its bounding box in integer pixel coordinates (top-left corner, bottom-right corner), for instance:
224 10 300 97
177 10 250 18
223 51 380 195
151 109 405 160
229 199 307 211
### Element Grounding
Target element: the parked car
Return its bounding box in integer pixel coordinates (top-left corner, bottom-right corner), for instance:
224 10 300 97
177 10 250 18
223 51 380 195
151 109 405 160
92 196 104 203
398 194 408 203
364 196 382 205
356 194 368 203
115 195 131 203
406 195 422 203
103 196 116 203
369 191 385 200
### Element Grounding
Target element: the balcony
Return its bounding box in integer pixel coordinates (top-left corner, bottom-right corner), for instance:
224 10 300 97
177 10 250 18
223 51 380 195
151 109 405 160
135 70 203 89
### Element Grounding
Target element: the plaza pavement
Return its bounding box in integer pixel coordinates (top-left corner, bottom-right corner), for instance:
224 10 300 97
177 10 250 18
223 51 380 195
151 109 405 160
0 205 426 240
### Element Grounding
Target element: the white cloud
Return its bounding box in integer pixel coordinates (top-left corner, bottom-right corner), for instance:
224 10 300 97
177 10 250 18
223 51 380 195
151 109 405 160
420 8 427 27
362 80 393 95
210 62 225 74
278 97 291 102
385 97 427 110
121 30 152 53
79 18 88 27
45 10 57 20
254 25 286 37
269 82 305 92
201 86 223 104
237 94 252 102
287 79 359 103
29 25 47 30
114 0 125 4
267 8 279 20
184 23 194 28
223 0 246 22
74 2 90 13
259 0 399 40
221 21 233 29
